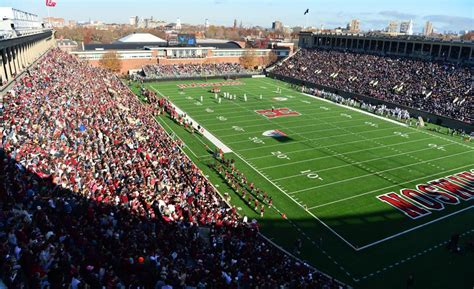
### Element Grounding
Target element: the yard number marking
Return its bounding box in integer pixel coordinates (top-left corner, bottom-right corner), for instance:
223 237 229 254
320 106 329 111
271 151 290 160
205 108 214 113
300 169 323 180
249 136 265 144
365 121 379 128
217 116 227 121
341 113 352 118
232 126 245 132
428 144 446 151
394 131 409 138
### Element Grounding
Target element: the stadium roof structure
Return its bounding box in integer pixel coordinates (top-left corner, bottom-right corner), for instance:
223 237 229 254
117 33 166 43
196 41 242 49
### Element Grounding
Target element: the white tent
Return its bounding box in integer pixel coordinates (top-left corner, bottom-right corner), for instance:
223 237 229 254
117 33 166 43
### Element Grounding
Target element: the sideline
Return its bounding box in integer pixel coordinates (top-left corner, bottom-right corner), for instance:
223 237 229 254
150 85 233 153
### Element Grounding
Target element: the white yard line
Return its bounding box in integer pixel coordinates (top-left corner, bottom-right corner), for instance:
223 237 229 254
248 136 435 161
218 120 390 139
273 143 456 181
258 134 431 170
210 113 358 132
202 110 365 129
239 130 419 152
187 101 344 117
232 125 408 146
290 150 473 195
227 125 399 145
195 107 347 122
308 165 474 210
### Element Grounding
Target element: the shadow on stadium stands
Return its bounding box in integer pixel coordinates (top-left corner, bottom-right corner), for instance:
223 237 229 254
2 148 473 289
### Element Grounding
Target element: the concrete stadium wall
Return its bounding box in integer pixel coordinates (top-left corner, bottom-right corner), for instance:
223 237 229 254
268 73 473 133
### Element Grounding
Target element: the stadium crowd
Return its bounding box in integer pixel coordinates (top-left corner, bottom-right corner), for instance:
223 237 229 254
141 63 258 80
1 49 345 288
273 49 473 123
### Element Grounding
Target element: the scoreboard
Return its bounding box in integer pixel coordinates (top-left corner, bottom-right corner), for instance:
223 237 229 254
178 34 196 46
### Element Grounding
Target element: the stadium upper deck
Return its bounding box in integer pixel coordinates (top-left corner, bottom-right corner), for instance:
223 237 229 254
299 31 474 64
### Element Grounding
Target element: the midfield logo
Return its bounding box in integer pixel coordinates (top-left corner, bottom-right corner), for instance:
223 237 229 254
262 129 288 138
377 170 474 219
255 107 300 119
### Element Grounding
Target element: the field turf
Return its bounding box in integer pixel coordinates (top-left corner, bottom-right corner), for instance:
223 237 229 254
132 77 474 289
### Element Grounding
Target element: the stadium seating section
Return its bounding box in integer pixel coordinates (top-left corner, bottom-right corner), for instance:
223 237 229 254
273 49 473 123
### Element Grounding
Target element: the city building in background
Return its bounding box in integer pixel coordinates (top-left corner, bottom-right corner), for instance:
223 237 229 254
43 17 65 27
56 38 79 52
399 20 413 35
424 21 434 35
175 18 182 30
272 20 283 32
68 20 77 27
386 21 398 33
129 16 138 26
347 19 360 33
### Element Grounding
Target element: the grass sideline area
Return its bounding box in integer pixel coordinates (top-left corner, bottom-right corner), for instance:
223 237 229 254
130 77 474 289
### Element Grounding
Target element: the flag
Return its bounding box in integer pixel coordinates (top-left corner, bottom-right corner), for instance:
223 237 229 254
46 0 57 7
304 9 309 15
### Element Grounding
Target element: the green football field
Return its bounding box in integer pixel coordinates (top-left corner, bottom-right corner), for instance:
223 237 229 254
133 77 474 289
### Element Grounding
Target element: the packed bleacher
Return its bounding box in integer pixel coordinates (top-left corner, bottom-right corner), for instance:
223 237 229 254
140 63 259 80
0 49 344 288
273 49 473 123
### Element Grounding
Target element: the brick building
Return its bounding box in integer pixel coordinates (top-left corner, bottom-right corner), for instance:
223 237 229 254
70 33 292 74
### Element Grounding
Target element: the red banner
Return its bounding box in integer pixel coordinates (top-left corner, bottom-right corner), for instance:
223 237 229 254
46 0 57 7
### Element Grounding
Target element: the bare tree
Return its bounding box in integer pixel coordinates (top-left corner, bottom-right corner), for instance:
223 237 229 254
99 51 122 73
239 50 259 69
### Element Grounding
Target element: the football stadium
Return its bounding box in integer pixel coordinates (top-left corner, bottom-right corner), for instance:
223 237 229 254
1 1 473 289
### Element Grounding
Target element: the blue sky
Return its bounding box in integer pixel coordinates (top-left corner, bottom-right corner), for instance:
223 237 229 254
5 0 474 32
